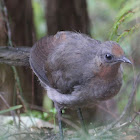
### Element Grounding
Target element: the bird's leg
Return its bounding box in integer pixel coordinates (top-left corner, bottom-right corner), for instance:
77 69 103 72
54 103 64 140
77 108 88 135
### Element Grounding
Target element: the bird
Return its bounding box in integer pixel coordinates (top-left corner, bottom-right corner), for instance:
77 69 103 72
29 31 131 139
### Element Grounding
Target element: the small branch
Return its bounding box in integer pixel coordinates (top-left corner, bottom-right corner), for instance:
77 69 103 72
1 0 13 47
95 103 118 119
17 91 28 112
61 117 80 130
111 111 139 130
0 46 30 66
28 104 48 112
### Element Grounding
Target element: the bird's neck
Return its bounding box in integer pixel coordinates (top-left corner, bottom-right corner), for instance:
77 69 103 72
97 63 121 81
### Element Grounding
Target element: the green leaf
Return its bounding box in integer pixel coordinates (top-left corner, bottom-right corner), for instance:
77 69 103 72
116 23 140 42
109 0 140 41
0 105 22 115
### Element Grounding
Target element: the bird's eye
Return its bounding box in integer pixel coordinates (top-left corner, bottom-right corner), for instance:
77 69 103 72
105 53 113 61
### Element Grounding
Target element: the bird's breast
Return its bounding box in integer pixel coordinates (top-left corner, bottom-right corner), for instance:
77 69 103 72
90 76 122 101
95 63 121 81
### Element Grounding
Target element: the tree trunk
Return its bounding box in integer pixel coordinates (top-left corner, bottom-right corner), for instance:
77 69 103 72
0 0 43 108
0 12 7 45
46 0 89 35
5 0 34 46
0 9 15 110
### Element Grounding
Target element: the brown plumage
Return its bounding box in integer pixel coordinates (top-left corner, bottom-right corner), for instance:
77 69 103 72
29 31 131 138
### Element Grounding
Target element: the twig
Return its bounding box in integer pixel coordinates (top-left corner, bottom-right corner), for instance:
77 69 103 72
0 92 17 127
1 0 13 47
112 111 139 130
28 104 48 112
61 117 80 130
95 103 118 119
17 91 28 112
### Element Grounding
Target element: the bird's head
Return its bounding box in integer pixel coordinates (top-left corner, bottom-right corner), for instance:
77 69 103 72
94 41 131 79
98 41 131 66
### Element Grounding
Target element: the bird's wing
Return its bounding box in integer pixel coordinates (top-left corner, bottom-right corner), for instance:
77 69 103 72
29 35 54 87
30 31 101 92
29 32 70 87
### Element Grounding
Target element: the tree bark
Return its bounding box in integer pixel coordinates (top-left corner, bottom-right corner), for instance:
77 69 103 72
5 0 34 46
46 0 89 35
0 47 30 66
0 10 15 110
3 0 33 105
0 12 7 45
1 0 43 107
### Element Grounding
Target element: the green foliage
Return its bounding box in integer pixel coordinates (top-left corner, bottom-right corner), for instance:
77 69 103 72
0 105 22 115
116 23 140 42
32 0 47 39
109 0 140 42
87 0 116 41
105 0 126 9
22 110 49 120
87 0 140 43
43 94 53 111
21 108 56 122
49 108 57 132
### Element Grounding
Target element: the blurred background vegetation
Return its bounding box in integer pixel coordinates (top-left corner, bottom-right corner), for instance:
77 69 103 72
0 0 140 139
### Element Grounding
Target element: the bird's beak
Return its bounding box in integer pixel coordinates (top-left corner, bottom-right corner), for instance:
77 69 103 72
117 56 132 64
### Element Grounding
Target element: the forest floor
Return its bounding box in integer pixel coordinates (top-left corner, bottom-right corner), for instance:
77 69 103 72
0 115 140 140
